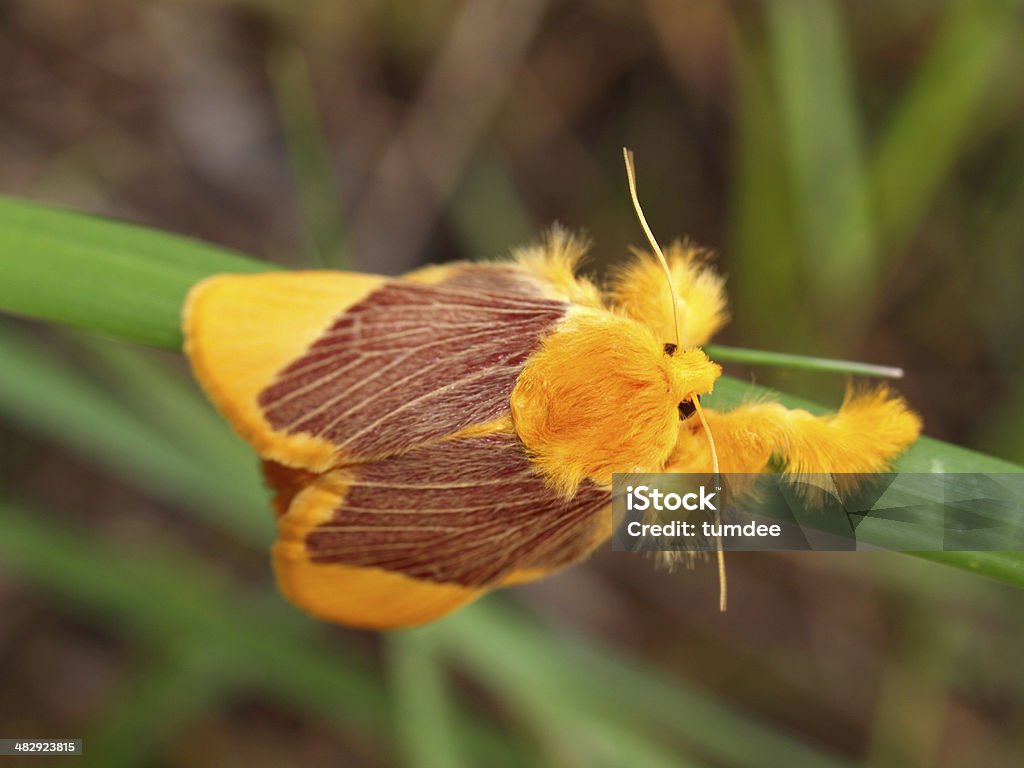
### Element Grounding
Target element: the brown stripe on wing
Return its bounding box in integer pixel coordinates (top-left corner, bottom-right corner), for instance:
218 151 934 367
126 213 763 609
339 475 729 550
257 281 567 460
306 432 611 587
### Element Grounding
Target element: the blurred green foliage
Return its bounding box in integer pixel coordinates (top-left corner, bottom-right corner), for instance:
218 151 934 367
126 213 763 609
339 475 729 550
1 1 1023 766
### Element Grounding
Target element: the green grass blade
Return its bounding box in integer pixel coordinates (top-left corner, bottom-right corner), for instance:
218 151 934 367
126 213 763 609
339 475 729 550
705 345 903 378
83 649 226 768
870 0 1022 252
71 332 262 489
451 150 535 259
914 551 1024 586
439 601 852 768
0 197 269 349
389 630 467 768
729 25 811 351
767 0 877 320
0 500 387 729
268 45 351 268
0 323 271 542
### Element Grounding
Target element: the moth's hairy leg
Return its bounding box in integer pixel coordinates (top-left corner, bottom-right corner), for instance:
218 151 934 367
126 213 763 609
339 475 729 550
606 243 728 347
665 387 922 476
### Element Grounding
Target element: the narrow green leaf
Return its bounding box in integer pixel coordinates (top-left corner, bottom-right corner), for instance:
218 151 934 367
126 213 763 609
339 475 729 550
870 0 1022 252
71 332 261 489
0 197 269 349
914 551 1024 586
389 630 467 768
730 24 811 351
767 0 877 319
439 601 852 768
268 45 351 268
705 344 903 378
0 502 384 731
0 323 272 542
83 649 225 768
450 150 535 259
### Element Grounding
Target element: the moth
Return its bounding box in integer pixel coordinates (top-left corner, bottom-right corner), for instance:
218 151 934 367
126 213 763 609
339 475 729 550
183 150 921 629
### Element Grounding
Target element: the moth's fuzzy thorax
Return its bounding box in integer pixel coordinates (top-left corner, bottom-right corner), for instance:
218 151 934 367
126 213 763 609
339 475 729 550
510 309 711 496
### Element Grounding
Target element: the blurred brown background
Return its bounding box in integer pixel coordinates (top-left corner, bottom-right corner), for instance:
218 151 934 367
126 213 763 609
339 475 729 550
1 1 1023 766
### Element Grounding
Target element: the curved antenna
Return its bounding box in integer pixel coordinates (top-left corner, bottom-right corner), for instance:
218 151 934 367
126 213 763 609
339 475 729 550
623 147 681 350
692 397 726 611
624 148 724 610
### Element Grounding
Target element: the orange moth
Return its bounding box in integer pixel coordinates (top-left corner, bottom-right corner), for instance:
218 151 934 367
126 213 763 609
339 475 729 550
183 150 921 629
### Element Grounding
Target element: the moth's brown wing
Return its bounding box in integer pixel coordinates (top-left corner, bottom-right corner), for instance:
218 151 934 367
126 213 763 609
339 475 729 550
184 266 569 472
271 431 611 629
